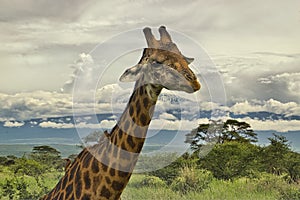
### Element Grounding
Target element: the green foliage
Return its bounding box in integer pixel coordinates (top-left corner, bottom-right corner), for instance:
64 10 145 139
2 155 16 166
137 153 179 173
29 145 64 171
1 178 15 199
12 156 46 177
147 153 197 184
200 141 261 180
171 167 214 194
141 176 166 187
261 134 292 175
0 120 299 200
186 119 257 151
0 145 66 199
279 186 300 200
254 173 287 192
122 174 284 200
285 151 300 182
186 120 300 183
0 157 8 165
222 119 258 143
130 175 166 188
0 176 42 200
253 173 300 200
32 145 61 155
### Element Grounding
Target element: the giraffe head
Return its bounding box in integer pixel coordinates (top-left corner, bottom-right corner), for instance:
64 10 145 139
120 26 200 94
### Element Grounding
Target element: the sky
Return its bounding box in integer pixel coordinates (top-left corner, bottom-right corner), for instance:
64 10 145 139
0 0 300 132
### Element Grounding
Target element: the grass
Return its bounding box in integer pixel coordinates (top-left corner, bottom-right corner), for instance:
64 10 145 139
121 174 281 200
192 179 278 200
0 168 298 200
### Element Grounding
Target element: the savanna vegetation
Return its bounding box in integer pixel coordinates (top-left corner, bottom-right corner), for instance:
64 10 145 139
0 119 299 199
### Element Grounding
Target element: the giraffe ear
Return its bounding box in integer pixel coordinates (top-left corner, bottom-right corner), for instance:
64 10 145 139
184 56 194 64
119 64 143 82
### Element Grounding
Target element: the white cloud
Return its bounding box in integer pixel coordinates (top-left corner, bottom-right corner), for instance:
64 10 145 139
39 121 74 129
231 99 300 116
259 72 300 98
0 0 299 94
0 91 73 120
159 113 177 121
213 54 300 105
150 118 210 131
1 81 300 126
38 119 118 130
98 120 117 129
61 53 95 93
233 117 300 132
74 120 117 129
35 116 300 132
96 84 131 104
3 121 24 127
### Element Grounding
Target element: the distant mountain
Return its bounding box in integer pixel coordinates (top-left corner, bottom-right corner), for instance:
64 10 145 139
230 111 300 121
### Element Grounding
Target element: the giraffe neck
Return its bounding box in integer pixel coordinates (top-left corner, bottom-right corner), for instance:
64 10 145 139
85 82 162 198
110 82 162 153
111 81 161 147
40 82 163 200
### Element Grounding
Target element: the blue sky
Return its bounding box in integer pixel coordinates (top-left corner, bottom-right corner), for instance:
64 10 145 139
0 0 299 132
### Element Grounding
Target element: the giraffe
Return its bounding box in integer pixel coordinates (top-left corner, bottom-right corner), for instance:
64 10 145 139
41 26 200 200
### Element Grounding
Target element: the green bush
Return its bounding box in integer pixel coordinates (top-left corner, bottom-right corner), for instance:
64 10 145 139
171 166 214 194
254 172 300 199
279 186 300 200
140 176 166 188
130 175 166 188
254 173 287 192
0 176 41 200
13 157 46 177
200 141 261 180
0 157 8 166
147 153 196 184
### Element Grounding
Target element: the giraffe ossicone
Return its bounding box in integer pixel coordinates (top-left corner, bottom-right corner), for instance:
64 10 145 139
41 26 200 200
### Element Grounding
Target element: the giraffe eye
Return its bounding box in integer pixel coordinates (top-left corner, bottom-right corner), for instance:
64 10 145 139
152 60 163 66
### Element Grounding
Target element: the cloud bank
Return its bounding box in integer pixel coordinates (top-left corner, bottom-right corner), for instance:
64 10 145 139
1 1 299 133
1 0 299 93
1 50 299 135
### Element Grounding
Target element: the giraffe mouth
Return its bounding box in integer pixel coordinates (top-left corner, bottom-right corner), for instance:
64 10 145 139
182 82 200 93
183 86 195 93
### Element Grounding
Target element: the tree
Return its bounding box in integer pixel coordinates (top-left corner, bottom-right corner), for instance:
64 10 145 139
258 134 300 183
222 119 257 143
31 145 61 155
12 156 45 177
146 153 197 184
185 119 257 151
0 156 8 166
261 134 293 176
199 141 261 180
29 145 63 171
285 151 300 182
